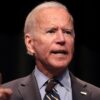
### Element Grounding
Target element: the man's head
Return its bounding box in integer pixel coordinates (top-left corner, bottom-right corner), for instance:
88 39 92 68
24 1 75 77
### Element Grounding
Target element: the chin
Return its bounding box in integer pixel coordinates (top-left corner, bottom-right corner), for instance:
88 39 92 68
51 62 70 69
48 57 72 69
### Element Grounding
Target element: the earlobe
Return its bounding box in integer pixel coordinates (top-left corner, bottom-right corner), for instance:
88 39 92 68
24 33 35 55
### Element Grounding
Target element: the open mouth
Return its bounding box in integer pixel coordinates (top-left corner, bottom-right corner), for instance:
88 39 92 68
51 50 68 55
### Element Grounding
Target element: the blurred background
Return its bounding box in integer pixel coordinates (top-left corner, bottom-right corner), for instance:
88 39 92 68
0 0 100 87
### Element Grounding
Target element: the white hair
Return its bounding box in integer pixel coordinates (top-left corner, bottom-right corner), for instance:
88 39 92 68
24 1 73 34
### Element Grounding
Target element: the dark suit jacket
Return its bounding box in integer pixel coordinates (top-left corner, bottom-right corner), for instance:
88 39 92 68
3 71 100 100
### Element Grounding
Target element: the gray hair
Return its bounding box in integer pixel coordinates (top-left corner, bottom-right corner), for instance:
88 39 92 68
24 1 73 34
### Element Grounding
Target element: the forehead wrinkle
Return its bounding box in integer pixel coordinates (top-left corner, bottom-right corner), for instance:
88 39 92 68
34 7 73 31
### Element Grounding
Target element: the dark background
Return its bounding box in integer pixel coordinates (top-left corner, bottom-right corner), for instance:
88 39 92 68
0 0 100 87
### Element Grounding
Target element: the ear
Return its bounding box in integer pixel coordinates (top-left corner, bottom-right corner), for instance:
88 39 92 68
24 33 35 55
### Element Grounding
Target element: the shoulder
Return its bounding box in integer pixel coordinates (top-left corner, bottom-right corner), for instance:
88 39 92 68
70 72 100 99
2 72 39 100
78 77 100 99
77 77 100 91
1 75 32 100
2 74 32 89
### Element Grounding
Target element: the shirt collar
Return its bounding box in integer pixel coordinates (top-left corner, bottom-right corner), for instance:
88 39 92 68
57 69 71 91
34 67 71 91
34 67 49 89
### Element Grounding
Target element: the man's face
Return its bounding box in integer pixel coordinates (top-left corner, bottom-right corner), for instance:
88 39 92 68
26 7 75 72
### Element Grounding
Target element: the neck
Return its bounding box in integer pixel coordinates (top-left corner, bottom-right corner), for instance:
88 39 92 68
36 64 67 78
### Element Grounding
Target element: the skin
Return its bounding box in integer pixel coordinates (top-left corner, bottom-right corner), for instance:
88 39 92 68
0 87 12 100
25 7 75 78
0 6 75 100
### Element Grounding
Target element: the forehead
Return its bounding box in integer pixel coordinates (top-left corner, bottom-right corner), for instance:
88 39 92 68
35 7 73 28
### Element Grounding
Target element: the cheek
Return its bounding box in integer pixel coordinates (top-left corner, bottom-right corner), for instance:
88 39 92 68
67 38 74 53
34 38 51 56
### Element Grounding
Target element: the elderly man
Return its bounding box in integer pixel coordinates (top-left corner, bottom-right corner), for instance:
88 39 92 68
0 1 100 100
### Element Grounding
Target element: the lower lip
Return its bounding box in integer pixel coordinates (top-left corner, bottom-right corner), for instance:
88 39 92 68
52 53 67 56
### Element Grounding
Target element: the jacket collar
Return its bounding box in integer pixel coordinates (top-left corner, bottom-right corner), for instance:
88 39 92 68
70 72 90 100
18 72 41 100
17 71 90 100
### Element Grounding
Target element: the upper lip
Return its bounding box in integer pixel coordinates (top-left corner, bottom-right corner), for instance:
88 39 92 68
51 50 68 54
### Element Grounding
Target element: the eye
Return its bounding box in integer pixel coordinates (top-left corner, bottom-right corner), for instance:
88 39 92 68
62 29 72 35
46 28 57 34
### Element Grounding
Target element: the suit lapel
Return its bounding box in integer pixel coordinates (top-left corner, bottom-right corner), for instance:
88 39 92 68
70 73 90 100
15 71 91 100
18 73 42 100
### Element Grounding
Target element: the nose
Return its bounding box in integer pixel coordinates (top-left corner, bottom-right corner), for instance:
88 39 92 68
56 30 65 45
